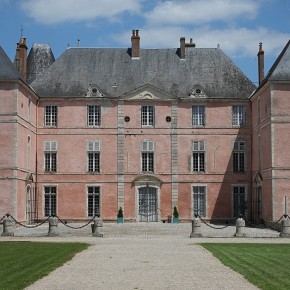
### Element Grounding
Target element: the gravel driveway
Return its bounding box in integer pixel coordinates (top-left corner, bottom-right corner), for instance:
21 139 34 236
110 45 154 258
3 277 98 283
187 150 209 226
0 222 287 289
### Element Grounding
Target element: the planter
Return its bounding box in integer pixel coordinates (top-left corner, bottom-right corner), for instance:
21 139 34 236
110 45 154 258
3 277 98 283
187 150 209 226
117 217 124 223
172 217 179 224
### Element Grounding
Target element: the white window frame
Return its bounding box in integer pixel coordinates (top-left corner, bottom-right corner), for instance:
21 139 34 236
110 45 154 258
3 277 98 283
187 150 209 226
141 140 154 172
44 186 57 217
45 105 58 127
232 105 245 127
87 186 101 217
44 141 57 172
87 105 101 127
192 105 205 126
192 185 207 218
87 141 100 173
233 140 246 172
141 105 154 127
192 141 205 172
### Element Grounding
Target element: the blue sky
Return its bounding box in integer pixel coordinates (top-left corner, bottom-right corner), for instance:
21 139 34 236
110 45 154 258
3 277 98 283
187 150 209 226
1 0 290 84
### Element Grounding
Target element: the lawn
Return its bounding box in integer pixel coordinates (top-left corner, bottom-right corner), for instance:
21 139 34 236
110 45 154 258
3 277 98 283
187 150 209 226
0 241 90 290
200 243 290 290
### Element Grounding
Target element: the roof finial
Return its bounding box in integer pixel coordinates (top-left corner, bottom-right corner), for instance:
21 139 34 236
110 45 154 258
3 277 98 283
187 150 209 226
20 25 24 37
77 39 80 47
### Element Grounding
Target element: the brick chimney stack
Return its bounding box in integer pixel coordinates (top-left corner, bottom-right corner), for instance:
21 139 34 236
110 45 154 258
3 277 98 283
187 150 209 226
180 37 186 59
131 29 140 58
14 37 28 81
180 37 195 59
257 42 264 85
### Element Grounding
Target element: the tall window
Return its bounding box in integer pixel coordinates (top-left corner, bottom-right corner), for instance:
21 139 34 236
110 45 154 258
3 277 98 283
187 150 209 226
142 140 154 172
87 105 101 127
233 186 246 217
45 105 57 127
141 106 154 126
87 186 100 217
233 141 245 172
232 105 245 126
88 141 100 172
192 141 205 172
44 141 57 172
192 105 205 126
44 186 56 216
193 186 206 217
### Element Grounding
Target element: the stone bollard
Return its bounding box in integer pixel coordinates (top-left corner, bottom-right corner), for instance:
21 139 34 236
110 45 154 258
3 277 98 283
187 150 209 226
92 216 103 237
48 216 59 237
190 216 202 238
280 215 290 238
1 215 15 236
235 216 246 237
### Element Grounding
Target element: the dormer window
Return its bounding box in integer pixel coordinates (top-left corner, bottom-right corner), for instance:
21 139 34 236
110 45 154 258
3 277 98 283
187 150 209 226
189 86 206 98
85 84 104 98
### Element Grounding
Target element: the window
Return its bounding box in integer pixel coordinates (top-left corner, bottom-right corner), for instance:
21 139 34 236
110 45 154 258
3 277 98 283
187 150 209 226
192 141 205 172
232 105 245 126
233 141 245 172
88 141 100 173
192 105 205 126
87 186 100 217
87 105 101 126
44 141 57 172
233 186 246 217
142 140 154 172
141 106 154 126
44 186 56 216
45 105 57 127
193 186 206 217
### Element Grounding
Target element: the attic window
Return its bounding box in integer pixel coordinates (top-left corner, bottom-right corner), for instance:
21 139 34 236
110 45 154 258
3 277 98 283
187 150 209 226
189 87 206 98
86 84 104 98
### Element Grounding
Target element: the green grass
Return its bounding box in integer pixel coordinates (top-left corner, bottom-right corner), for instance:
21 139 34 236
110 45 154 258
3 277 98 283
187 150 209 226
200 243 290 290
0 241 90 290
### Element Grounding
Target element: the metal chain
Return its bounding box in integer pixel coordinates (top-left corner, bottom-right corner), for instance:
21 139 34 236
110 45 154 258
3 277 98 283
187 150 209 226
56 215 95 229
9 215 51 228
198 215 230 230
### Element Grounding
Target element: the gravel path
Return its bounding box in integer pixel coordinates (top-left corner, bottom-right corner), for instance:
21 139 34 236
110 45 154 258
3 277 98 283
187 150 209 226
1 222 288 289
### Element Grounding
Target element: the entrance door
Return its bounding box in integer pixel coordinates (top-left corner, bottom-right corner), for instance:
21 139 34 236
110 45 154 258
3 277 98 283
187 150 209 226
233 186 246 217
138 187 158 222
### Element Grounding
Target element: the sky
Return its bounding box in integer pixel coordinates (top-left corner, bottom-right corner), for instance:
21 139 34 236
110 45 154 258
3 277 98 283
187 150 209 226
1 0 290 85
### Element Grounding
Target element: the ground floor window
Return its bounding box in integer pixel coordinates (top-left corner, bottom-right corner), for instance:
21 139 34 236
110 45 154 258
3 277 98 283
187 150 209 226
44 186 56 216
87 186 100 217
233 186 246 217
193 186 206 217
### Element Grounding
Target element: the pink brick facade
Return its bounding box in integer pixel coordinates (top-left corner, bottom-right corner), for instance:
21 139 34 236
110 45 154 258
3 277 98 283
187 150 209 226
1 36 290 226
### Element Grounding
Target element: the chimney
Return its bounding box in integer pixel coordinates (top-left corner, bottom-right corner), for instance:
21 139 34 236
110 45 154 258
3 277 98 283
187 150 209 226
131 29 140 58
179 37 195 59
14 37 28 81
257 42 264 85
180 37 185 59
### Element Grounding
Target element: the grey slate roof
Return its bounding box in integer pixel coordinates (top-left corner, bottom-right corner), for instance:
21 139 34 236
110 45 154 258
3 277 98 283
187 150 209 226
31 47 256 99
27 44 55 84
268 39 290 82
0 46 21 81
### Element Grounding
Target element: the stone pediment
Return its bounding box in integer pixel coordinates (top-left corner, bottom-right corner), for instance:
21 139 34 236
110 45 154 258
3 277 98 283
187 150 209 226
85 84 105 98
121 84 176 101
133 174 162 186
188 85 208 99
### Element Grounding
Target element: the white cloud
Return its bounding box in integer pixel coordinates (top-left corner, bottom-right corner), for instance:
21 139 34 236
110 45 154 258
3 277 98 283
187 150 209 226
145 0 260 25
21 0 142 24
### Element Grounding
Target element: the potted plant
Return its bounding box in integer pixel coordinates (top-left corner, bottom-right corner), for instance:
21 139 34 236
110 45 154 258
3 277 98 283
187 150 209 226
117 207 124 223
172 206 179 223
